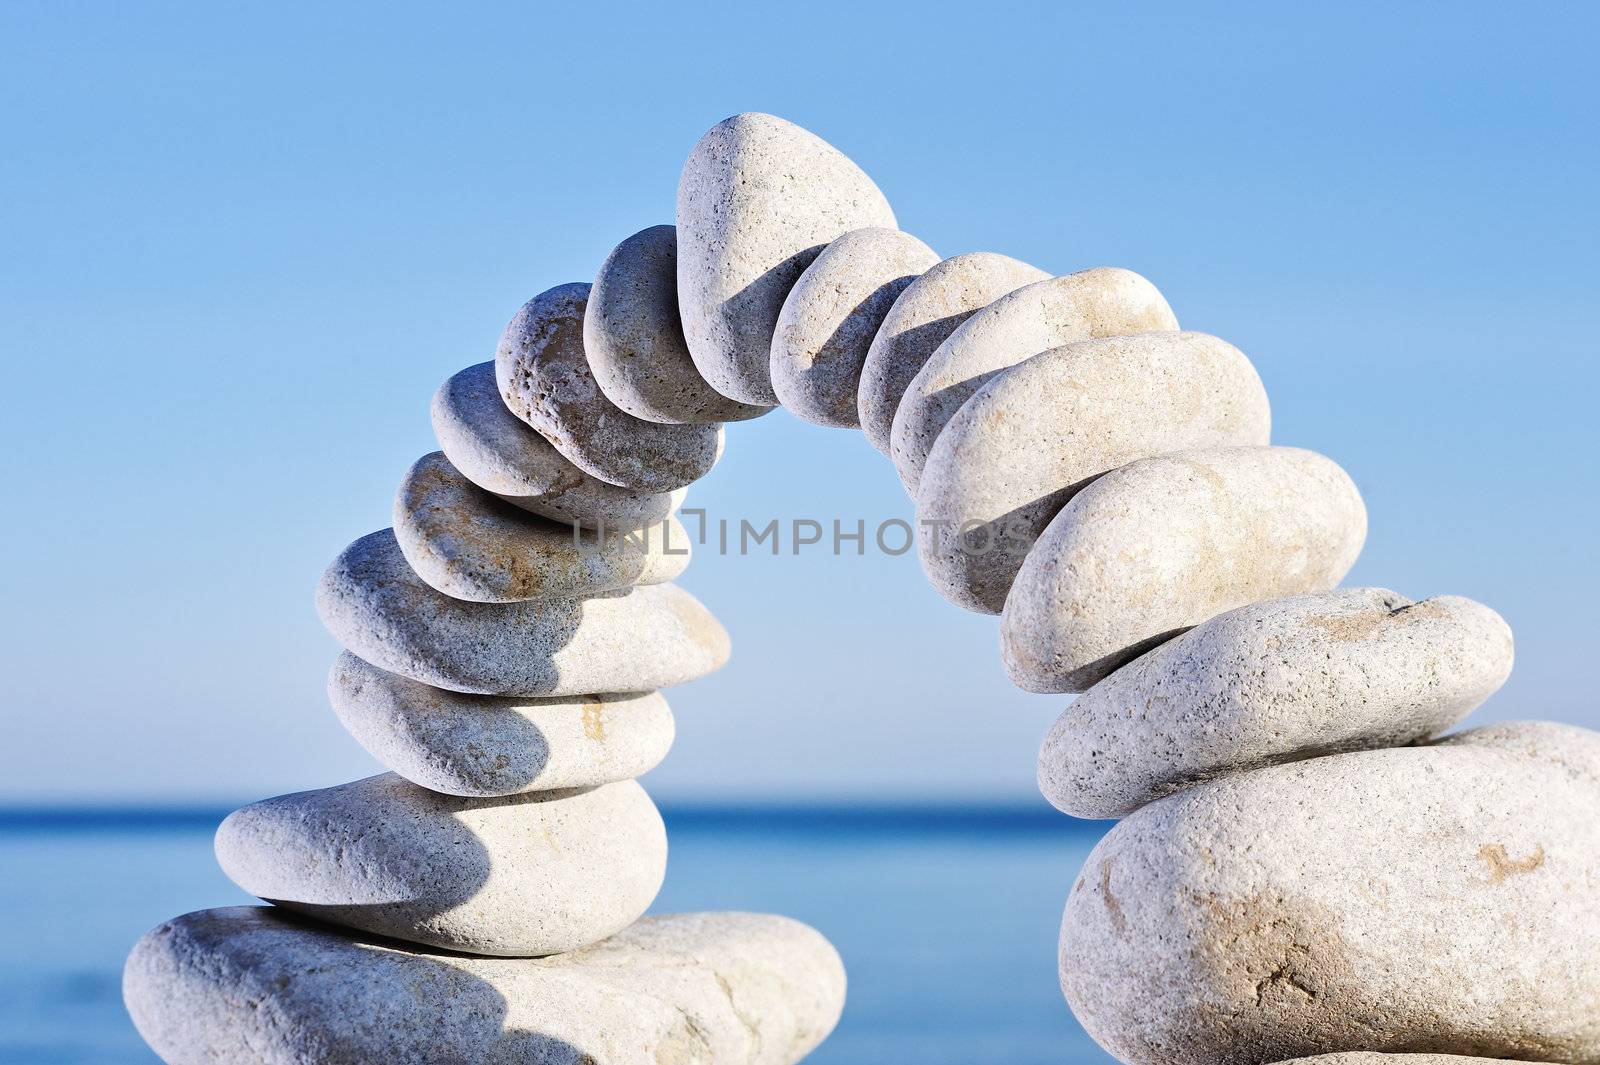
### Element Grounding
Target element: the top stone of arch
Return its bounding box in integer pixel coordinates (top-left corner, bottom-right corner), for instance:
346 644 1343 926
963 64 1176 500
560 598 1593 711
677 112 898 407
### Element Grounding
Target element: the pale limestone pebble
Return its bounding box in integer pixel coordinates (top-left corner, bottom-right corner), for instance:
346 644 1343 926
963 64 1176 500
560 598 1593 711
769 227 939 427
496 283 723 492
393 451 690 603
1002 446 1366 693
857 251 1049 454
215 774 666 957
890 267 1179 492
125 906 845 1065
316 529 729 697
917 332 1270 615
431 361 684 531
328 653 675 797
677 112 897 406
1060 721 1600 1065
585 224 769 424
1040 588 1514 818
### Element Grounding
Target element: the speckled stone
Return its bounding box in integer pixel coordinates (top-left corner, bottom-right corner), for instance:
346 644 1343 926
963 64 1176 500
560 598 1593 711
1061 721 1600 1065
393 451 690 603
677 112 897 406
328 653 675 797
1276 1055 1551 1065
770 227 938 427
431 361 684 531
316 529 729 697
126 906 846 1065
890 267 1178 492
858 251 1049 455
215 774 666 957
585 224 769 425
1002 446 1366 693
496 283 723 492
1040 588 1515 818
916 332 1270 614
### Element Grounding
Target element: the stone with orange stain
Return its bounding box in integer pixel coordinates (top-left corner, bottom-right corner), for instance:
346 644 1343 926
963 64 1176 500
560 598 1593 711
1039 588 1514 818
393 451 690 603
916 332 1271 615
1002 446 1367 693
328 653 674 797
496 283 724 492
1061 721 1600 1065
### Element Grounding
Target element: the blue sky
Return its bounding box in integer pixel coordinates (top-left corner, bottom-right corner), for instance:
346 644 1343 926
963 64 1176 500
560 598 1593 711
2 2 1596 803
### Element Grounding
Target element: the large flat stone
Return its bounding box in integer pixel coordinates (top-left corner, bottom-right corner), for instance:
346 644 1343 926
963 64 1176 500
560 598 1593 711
125 906 846 1065
1061 722 1600 1065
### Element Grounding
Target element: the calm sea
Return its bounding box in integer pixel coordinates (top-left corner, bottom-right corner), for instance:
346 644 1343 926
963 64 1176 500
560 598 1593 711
0 806 1116 1064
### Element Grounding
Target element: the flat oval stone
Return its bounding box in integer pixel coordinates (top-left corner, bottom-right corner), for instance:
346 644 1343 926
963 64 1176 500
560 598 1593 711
889 267 1178 492
496 283 723 492
677 112 897 406
916 332 1270 614
432 361 684 531
1001 446 1366 693
585 224 769 424
215 774 667 957
857 251 1049 455
1040 589 1515 818
1278 1056 1548 1065
394 451 690 603
770 227 938 427
126 907 845 1065
328 653 675 797
1061 722 1600 1065
316 529 729 697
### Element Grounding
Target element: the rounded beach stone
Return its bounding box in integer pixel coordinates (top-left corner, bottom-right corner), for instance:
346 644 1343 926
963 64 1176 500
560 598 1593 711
1060 721 1600 1065
889 267 1179 492
496 283 723 492
1001 446 1366 693
585 224 769 424
393 451 690 603
858 251 1049 455
328 653 675 797
215 774 666 957
677 112 897 406
1276 1056 1551 1065
916 332 1270 614
769 227 938 427
1040 589 1515 818
125 907 846 1065
432 361 684 531
316 528 729 697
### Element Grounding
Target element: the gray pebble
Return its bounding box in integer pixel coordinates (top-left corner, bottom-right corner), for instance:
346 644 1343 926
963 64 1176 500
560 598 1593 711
328 653 675 797
215 774 667 956
585 224 769 424
770 227 939 427
393 451 690 603
858 251 1049 455
916 332 1270 614
1061 721 1600 1065
432 361 684 531
496 283 723 492
316 528 729 697
889 267 1179 493
126 906 845 1065
1040 588 1515 818
1001 446 1367 693
677 112 896 406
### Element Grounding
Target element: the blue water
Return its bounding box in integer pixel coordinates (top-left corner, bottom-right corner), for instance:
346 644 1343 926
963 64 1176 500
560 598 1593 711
0 808 1115 1064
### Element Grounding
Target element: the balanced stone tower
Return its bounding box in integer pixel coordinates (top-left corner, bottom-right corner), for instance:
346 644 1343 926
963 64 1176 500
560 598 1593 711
125 112 1600 1065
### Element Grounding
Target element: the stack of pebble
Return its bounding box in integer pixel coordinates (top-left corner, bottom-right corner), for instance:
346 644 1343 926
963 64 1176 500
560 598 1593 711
125 111 1600 1065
